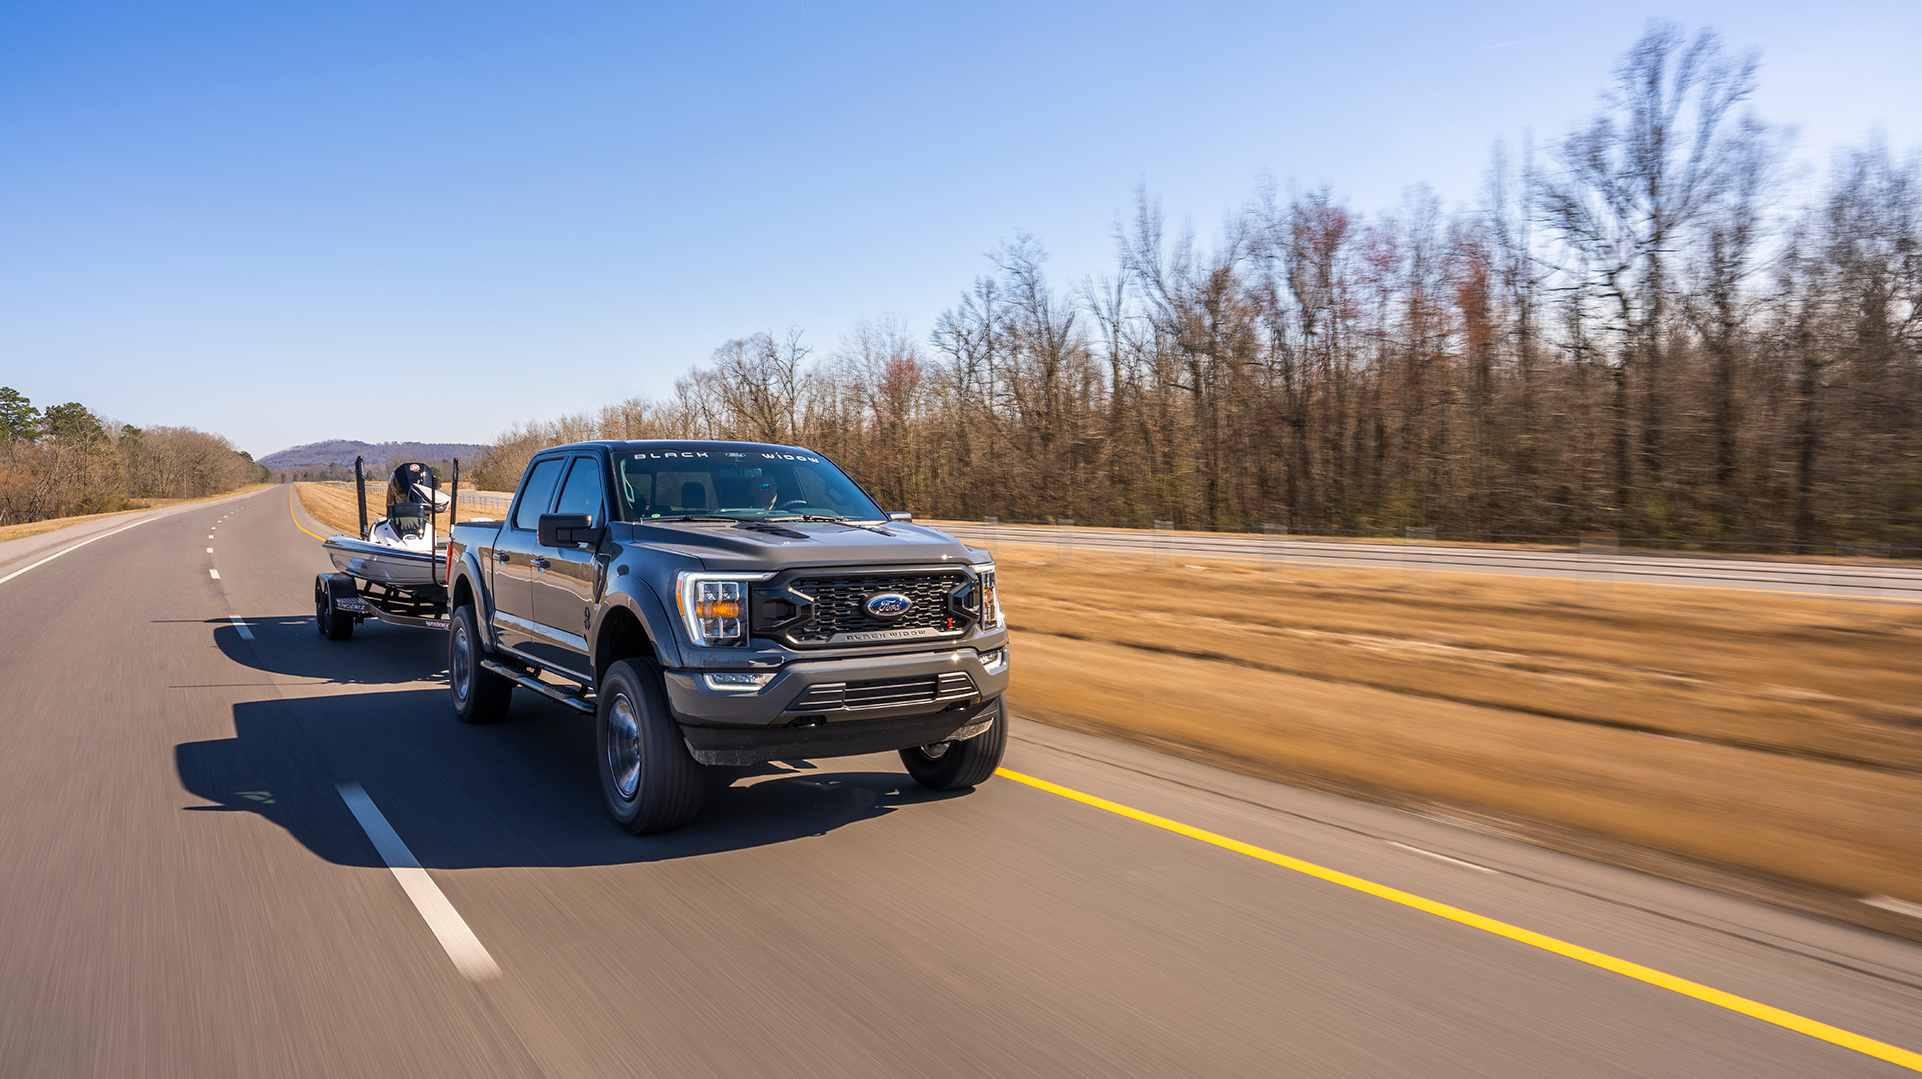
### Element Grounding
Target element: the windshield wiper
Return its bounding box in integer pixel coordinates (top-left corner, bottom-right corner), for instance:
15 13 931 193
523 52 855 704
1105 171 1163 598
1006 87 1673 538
660 514 748 522
773 514 894 536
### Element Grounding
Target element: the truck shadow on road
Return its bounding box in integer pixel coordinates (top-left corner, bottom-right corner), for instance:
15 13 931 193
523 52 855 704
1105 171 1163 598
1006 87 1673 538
201 616 449 686
175 688 970 870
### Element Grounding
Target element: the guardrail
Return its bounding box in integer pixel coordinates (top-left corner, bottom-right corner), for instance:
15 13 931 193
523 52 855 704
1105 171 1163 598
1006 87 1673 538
925 516 1921 562
926 518 1922 602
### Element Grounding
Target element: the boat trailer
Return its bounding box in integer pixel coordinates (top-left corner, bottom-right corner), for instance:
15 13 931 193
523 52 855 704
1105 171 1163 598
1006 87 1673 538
314 456 464 641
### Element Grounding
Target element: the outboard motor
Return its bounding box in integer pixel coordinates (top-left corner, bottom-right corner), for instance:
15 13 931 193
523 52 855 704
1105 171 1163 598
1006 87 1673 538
384 463 448 542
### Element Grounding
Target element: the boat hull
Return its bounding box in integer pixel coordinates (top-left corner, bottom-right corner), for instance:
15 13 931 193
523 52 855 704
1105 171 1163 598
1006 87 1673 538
323 536 444 587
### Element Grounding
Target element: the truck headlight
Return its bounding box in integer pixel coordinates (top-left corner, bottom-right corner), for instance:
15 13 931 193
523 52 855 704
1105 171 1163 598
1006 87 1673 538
971 564 1003 630
675 572 771 647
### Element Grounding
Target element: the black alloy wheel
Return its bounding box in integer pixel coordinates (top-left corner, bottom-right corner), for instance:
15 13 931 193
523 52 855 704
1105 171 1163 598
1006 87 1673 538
901 697 1007 790
449 604 512 724
596 658 705 834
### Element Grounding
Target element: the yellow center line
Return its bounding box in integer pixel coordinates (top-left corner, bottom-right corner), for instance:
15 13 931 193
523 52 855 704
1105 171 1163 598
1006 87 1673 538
289 488 328 542
995 767 1922 1072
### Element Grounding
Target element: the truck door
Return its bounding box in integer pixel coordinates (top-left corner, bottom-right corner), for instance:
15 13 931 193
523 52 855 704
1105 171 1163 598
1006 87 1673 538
493 455 565 657
525 454 605 676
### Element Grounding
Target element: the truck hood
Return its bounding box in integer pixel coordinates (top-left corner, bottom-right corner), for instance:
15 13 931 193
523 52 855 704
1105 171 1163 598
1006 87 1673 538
613 519 985 570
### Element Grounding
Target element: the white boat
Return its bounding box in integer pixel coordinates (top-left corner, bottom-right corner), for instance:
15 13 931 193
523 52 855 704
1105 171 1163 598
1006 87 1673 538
323 534 444 586
323 462 450 587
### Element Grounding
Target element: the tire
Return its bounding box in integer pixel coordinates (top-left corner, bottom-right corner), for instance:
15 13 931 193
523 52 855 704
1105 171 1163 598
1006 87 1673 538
318 592 353 641
596 658 705 834
449 604 512 724
901 697 1007 790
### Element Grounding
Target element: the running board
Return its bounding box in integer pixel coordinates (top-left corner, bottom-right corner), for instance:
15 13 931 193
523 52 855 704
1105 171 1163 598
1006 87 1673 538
481 660 595 713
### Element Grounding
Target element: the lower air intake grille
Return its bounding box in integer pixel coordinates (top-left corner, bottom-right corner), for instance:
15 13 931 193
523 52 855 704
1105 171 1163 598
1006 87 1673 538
786 671 979 713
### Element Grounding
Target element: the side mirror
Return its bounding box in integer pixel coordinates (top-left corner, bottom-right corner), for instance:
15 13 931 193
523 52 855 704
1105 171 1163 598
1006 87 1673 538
538 513 605 549
886 511 913 522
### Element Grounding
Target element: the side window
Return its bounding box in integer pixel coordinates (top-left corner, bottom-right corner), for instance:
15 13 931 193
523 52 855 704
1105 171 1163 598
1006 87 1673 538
513 458 565 531
553 456 604 521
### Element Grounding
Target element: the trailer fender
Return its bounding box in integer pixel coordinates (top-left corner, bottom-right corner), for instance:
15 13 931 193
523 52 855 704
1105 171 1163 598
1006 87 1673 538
315 573 367 618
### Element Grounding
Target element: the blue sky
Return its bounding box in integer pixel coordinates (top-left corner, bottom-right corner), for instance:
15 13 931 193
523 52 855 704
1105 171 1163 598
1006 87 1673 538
1 1 1915 457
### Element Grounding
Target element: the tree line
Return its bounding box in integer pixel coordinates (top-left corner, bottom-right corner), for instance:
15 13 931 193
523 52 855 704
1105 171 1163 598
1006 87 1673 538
0 387 268 526
477 24 1920 550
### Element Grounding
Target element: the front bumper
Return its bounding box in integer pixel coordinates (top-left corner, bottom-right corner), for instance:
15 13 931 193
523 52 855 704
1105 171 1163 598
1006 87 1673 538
678 696 1002 766
661 646 1011 765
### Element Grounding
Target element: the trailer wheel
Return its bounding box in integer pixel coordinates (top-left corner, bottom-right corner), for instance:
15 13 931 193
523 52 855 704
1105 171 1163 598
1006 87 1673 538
449 604 511 724
317 592 353 641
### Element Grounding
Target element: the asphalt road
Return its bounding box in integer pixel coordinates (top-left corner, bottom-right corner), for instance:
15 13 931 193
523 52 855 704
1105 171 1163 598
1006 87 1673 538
932 520 1922 604
3 487 1921 1076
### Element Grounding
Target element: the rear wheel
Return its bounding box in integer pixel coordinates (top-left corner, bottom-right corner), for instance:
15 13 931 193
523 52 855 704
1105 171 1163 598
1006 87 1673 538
597 658 705 834
449 604 512 724
901 697 1007 789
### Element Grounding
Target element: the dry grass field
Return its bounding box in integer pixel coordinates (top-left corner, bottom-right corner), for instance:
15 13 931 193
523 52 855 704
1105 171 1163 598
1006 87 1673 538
294 482 362 535
995 544 1922 906
0 484 276 544
294 481 499 538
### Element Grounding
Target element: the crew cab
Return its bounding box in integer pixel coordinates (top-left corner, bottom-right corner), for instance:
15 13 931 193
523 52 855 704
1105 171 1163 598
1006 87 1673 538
444 440 1010 833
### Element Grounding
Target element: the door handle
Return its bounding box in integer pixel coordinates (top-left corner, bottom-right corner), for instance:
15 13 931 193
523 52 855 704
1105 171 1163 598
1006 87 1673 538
493 551 511 562
530 556 550 571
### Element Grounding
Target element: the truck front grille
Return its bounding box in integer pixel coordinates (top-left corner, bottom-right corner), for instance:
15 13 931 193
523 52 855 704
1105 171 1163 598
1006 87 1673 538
778 571 970 646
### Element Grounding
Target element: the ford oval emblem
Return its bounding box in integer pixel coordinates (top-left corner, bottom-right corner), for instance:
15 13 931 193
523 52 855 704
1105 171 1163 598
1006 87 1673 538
864 592 913 619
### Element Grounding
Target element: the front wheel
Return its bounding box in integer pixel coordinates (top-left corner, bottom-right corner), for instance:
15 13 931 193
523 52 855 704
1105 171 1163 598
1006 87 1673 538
901 697 1007 790
597 659 705 834
449 604 512 724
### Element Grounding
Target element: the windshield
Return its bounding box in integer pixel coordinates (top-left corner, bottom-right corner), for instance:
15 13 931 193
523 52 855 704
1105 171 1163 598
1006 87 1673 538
612 446 886 522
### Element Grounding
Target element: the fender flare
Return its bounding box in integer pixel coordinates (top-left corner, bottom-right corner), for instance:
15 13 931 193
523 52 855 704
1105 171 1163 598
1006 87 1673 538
448 550 501 652
590 580 684 672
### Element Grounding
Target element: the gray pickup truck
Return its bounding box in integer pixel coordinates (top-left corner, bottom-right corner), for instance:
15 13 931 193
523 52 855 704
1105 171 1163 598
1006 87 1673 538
445 440 1010 833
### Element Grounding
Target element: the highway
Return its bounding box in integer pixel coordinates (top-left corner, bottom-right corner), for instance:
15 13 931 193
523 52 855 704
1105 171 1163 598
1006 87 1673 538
2 486 1920 1076
933 520 1922 604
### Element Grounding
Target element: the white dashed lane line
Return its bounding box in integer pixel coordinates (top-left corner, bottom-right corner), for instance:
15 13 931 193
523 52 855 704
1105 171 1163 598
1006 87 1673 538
1866 896 1922 920
1389 841 1497 873
228 616 254 641
335 783 500 981
209 569 220 580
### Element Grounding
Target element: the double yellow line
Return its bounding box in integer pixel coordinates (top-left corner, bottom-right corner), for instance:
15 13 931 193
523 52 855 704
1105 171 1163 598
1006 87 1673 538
996 767 1922 1072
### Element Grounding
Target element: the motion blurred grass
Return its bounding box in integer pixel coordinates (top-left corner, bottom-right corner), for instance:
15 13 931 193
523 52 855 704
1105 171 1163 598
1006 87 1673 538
997 545 1922 903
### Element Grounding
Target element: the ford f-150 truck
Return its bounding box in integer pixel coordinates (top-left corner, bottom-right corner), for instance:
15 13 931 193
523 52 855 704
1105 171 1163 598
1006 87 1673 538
444 440 1010 833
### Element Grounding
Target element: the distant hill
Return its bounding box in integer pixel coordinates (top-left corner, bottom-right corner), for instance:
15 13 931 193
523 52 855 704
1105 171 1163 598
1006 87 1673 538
258 439 490 469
